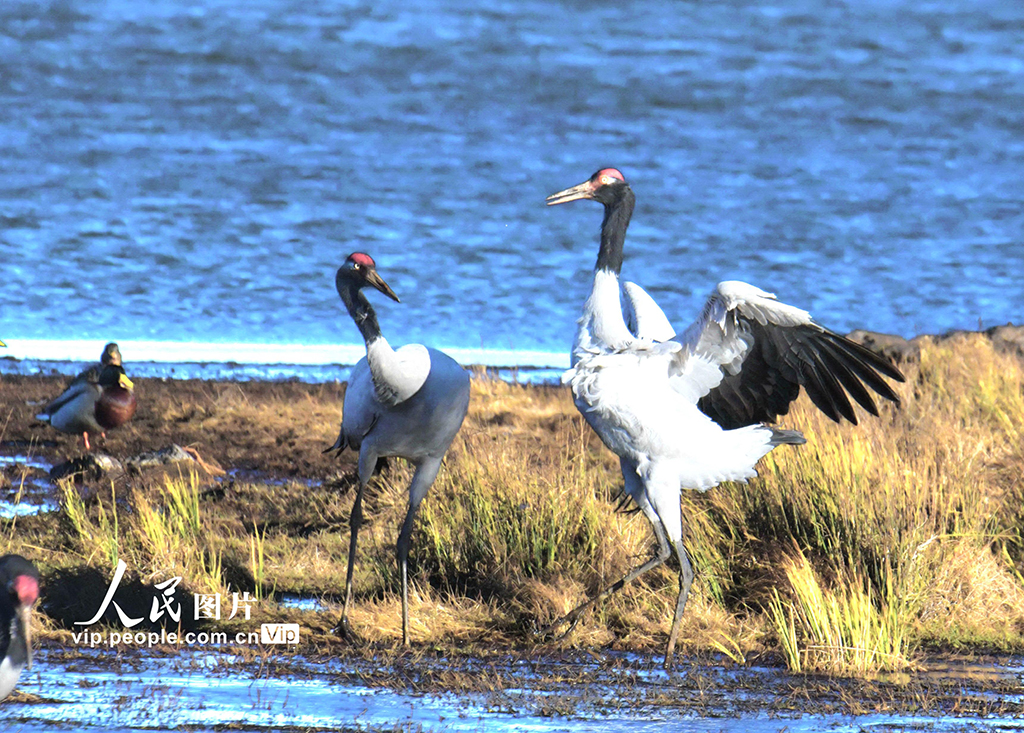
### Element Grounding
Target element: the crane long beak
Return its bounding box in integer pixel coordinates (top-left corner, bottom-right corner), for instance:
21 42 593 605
366 269 401 303
546 180 595 206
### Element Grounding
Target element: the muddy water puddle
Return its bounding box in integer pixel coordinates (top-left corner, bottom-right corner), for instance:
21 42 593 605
279 593 330 613
0 454 57 518
1 648 1022 732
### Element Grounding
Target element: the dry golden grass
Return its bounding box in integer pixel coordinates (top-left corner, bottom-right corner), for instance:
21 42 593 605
2 335 1023 673
748 334 1024 671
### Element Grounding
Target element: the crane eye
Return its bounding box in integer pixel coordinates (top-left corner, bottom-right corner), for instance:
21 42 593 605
600 175 614 185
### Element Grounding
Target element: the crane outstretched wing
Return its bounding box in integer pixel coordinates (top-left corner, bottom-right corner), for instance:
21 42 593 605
672 281 904 430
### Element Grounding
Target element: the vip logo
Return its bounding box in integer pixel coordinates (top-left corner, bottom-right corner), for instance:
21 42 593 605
260 623 300 645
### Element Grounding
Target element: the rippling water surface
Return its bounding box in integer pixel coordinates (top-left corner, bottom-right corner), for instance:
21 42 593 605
2 0 1024 365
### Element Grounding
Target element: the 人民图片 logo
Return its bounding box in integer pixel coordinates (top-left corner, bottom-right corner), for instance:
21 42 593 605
70 560 298 648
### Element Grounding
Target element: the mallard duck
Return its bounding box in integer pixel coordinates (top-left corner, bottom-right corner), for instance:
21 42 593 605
72 342 122 384
0 554 39 701
36 343 137 451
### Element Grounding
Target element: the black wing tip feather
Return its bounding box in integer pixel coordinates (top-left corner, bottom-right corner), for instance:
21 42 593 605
803 328 903 425
824 332 904 403
828 330 906 383
815 340 880 418
806 327 905 423
698 320 905 430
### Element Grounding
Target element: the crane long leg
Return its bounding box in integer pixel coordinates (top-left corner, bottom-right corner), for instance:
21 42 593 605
338 447 379 640
536 497 672 639
664 539 695 668
396 457 443 646
338 480 366 640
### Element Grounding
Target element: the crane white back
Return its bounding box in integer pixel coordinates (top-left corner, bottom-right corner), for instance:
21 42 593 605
328 252 470 646
545 168 904 666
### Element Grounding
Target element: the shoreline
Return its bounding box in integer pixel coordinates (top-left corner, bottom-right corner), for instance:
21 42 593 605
3 323 1022 385
0 338 570 383
0 357 566 386
0 340 569 386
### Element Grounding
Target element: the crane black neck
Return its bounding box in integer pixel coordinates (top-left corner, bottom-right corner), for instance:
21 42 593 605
338 281 383 345
596 186 634 274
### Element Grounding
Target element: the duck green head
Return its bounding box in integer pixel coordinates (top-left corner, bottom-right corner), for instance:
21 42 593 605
99 364 135 392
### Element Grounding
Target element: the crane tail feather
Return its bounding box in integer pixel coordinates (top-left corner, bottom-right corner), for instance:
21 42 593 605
769 428 806 446
323 428 347 455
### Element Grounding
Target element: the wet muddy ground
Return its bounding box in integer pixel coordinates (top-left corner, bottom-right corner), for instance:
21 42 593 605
0 374 356 480
2 646 1023 732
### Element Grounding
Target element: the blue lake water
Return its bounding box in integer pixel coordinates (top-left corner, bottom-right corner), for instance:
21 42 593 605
2 0 1024 372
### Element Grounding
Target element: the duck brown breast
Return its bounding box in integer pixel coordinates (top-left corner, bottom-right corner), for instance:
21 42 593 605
96 388 137 429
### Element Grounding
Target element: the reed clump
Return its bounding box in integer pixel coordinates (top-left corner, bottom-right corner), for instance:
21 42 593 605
59 469 225 596
767 551 909 674
718 334 1024 672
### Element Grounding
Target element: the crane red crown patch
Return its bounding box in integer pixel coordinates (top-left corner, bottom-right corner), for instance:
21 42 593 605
596 168 625 183
349 252 376 268
13 575 38 606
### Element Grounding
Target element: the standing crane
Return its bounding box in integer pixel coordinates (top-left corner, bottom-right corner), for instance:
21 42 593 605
544 168 904 666
0 554 39 701
327 252 470 646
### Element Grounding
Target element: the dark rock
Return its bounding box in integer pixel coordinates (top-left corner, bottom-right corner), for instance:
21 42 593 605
984 323 1024 358
850 323 1024 363
124 444 196 471
50 453 124 483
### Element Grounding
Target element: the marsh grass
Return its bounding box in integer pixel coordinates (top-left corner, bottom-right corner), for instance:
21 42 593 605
767 551 909 674
60 480 121 568
750 335 1024 671
59 470 224 595
2 464 31 553
5 336 1024 673
412 380 672 636
249 521 270 600
133 470 223 594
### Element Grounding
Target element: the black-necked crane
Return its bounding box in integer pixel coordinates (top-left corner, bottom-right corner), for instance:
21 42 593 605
326 252 470 646
0 554 39 701
544 168 905 666
36 342 137 451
